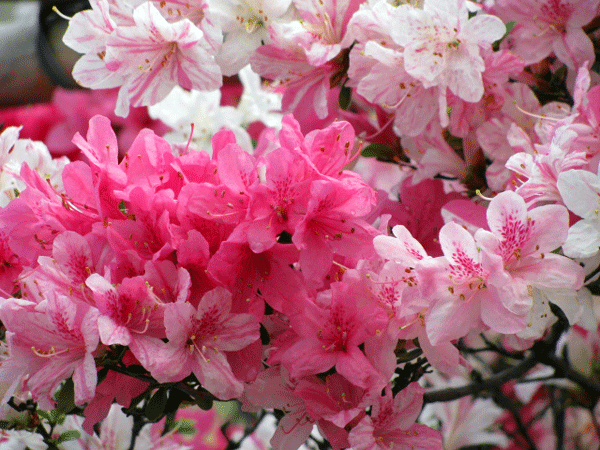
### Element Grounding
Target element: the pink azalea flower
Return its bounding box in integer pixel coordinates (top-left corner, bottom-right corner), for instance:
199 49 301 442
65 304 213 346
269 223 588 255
491 0 599 70
0 230 22 299
0 294 99 410
73 2 222 117
372 226 462 374
293 178 378 287
246 146 312 253
506 125 588 204
420 190 583 345
242 366 314 450
207 222 305 314
392 0 506 103
250 0 362 123
276 278 388 389
143 286 260 399
347 383 443 450
20 231 97 305
86 273 166 346
295 373 371 450
295 373 368 429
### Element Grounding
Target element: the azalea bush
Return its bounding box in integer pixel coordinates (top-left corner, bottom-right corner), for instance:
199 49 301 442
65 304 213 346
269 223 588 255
2 0 600 448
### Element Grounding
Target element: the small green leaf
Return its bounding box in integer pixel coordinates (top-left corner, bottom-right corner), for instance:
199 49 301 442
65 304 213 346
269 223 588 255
56 378 75 414
361 143 390 158
195 395 214 411
125 365 150 376
36 410 52 422
50 409 64 424
260 323 270 345
493 21 516 49
338 85 352 110
55 430 81 444
176 419 197 435
145 389 168 422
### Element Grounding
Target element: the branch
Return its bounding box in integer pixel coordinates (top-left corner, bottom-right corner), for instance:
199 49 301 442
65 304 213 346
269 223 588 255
492 389 538 450
539 353 600 399
423 352 538 403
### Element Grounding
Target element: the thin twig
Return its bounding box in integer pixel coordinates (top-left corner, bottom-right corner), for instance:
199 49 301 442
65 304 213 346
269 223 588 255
492 390 538 450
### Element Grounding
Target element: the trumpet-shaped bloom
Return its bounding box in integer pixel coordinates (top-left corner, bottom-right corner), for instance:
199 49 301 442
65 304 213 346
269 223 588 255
0 295 99 410
392 0 506 102
557 164 600 258
143 287 260 399
73 2 222 117
348 383 443 450
492 0 600 70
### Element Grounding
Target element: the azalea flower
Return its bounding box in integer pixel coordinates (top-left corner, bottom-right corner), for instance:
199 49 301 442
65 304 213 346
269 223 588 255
392 0 506 102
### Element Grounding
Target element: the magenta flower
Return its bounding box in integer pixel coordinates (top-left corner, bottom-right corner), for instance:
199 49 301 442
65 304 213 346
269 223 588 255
145 286 260 399
277 278 388 389
348 383 443 450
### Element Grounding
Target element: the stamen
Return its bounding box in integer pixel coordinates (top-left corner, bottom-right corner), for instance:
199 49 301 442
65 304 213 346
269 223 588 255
184 123 195 154
31 346 71 358
132 318 150 334
512 101 561 122
475 189 494 201
52 6 72 20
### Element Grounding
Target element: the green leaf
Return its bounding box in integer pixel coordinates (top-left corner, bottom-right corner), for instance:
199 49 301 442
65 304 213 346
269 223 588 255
55 429 81 444
125 365 150 376
56 378 75 414
493 21 516 49
505 21 516 34
338 85 352 110
195 395 214 411
50 409 64 425
260 323 270 345
176 419 197 435
361 143 390 158
145 388 168 422
36 410 52 422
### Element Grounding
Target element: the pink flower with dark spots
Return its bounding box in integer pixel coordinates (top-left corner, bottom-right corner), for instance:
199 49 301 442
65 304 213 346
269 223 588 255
348 383 443 450
144 286 260 399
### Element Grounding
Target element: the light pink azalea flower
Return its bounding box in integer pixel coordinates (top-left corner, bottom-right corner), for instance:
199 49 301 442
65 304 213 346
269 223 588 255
421 376 509 450
506 125 587 204
491 0 599 70
557 163 600 258
58 402 193 449
0 294 99 410
71 2 222 117
212 0 293 75
392 0 506 103
419 190 583 345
